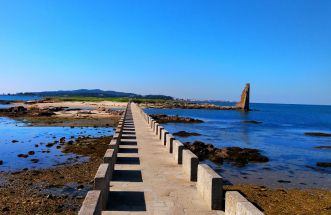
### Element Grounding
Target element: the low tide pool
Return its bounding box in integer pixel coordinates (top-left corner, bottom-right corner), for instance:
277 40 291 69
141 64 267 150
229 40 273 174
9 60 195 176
0 117 113 172
146 103 331 190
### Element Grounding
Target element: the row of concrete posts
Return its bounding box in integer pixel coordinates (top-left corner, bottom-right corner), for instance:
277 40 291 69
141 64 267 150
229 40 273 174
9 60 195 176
78 102 264 215
78 103 130 215
133 103 264 215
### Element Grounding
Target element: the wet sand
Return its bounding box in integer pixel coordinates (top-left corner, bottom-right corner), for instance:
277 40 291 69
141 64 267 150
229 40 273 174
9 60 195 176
224 184 331 215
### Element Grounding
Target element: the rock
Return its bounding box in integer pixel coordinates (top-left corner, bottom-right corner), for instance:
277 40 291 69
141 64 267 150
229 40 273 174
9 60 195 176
316 162 331 168
278 180 291 183
77 184 84 189
31 159 39 163
45 143 54 148
236 83 250 111
241 120 262 124
60 137 66 143
314 146 331 149
2 207 10 212
28 151 35 155
8 106 27 114
304 132 331 137
67 140 74 145
34 144 39 147
11 140 19 143
38 111 55 116
48 107 66 112
184 141 268 166
0 160 3 165
173 131 201 137
46 194 54 199
150 114 203 123
17 154 28 158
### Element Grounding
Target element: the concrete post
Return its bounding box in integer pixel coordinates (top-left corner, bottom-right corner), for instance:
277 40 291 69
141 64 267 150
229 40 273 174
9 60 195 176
165 134 175 153
182 149 199 181
78 190 102 215
172 140 184 164
197 164 223 210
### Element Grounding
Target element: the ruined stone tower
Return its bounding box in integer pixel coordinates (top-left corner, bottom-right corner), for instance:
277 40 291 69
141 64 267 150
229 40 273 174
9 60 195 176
236 83 250 111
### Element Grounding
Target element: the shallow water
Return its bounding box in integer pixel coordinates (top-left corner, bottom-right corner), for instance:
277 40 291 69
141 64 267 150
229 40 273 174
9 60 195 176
146 103 331 190
0 95 41 101
0 117 113 172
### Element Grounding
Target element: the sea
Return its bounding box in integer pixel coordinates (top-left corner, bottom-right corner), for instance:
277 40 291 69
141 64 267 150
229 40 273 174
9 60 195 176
145 102 331 190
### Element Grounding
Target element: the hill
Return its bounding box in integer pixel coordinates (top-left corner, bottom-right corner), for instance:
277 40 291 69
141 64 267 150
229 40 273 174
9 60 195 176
17 89 173 100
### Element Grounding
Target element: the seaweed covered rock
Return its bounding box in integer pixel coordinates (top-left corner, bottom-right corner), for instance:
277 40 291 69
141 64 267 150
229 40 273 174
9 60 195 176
183 141 269 166
173 131 201 137
150 114 203 123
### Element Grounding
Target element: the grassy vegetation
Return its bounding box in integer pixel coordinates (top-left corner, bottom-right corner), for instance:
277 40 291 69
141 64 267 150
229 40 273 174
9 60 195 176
49 96 178 103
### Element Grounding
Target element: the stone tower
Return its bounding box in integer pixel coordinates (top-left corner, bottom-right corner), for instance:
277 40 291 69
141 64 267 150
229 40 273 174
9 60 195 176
236 83 250 111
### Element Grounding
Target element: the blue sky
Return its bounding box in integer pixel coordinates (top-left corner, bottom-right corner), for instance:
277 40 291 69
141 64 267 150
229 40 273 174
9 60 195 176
0 0 330 104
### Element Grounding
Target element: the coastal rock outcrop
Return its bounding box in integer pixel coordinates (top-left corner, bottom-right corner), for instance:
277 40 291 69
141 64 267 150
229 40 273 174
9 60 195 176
183 141 269 166
173 131 201 137
236 83 250 111
317 162 331 168
241 120 262 124
305 132 331 137
150 114 203 123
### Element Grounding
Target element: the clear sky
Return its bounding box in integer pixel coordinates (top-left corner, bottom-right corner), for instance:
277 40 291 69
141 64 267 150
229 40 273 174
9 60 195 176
0 0 330 105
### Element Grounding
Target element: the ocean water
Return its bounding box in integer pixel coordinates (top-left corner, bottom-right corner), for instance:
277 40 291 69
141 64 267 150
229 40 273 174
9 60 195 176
0 95 42 101
0 117 113 172
146 103 331 190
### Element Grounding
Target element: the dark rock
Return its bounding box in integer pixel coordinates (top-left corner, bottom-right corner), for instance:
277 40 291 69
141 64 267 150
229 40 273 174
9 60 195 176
67 140 74 145
314 146 331 149
38 111 55 116
31 159 39 163
0 160 3 165
8 106 27 114
173 131 201 137
17 154 28 158
28 151 35 155
241 120 262 124
11 140 19 143
46 194 54 199
2 207 10 212
278 180 291 183
35 144 39 147
316 162 331 168
304 132 331 137
48 107 66 112
60 137 66 143
184 141 268 166
46 143 54 148
77 184 84 189
150 114 203 124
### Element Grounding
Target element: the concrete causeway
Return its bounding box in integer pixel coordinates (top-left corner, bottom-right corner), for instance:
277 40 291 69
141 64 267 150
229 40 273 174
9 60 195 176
79 103 264 215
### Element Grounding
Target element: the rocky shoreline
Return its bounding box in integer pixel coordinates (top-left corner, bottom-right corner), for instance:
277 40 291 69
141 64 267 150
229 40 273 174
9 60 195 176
183 141 269 166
